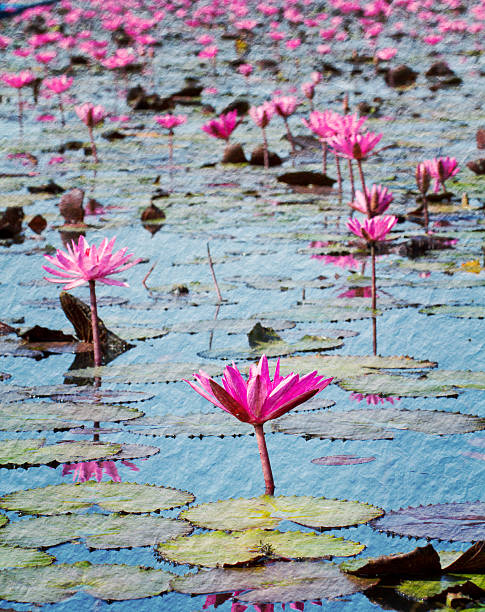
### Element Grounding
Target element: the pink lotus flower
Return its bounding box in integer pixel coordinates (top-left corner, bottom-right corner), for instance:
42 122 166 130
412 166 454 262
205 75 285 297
186 355 332 495
301 81 315 101
346 215 397 242
249 102 274 128
238 63 253 77
302 110 343 139
202 110 238 142
328 130 382 160
196 34 214 45
311 71 323 84
375 47 397 61
0 35 11 49
75 102 106 128
272 95 299 118
35 50 57 64
350 184 394 217
1 70 35 88
198 45 218 59
43 235 141 291
155 114 187 132
286 38 301 49
43 75 73 94
423 156 459 192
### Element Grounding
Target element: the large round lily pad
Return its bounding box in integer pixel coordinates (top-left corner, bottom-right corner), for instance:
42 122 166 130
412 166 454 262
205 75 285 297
181 495 384 531
173 561 378 603
156 528 364 567
0 562 174 603
0 481 194 515
371 502 485 542
339 373 459 397
273 408 485 438
0 402 143 432
0 545 54 569
0 514 192 550
420 304 485 319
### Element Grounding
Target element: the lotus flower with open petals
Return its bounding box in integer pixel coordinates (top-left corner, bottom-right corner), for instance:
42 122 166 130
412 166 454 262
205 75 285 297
186 355 332 425
346 214 397 242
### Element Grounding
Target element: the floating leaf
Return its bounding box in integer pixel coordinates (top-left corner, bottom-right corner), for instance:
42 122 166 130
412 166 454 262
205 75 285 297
0 481 194 515
0 514 192 550
420 305 485 318
371 502 485 542
229 276 334 291
396 573 485 601
341 544 441 577
173 561 378 603
66 361 224 383
257 305 380 322
275 408 485 439
0 402 143 432
339 373 459 397
312 455 376 466
0 515 6 528
181 495 383 531
0 545 54 569
156 528 364 567
0 563 174 603
0 385 153 404
164 319 296 334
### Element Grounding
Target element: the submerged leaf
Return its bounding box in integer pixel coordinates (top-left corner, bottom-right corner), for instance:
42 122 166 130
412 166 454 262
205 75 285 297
181 495 383 531
0 481 194 515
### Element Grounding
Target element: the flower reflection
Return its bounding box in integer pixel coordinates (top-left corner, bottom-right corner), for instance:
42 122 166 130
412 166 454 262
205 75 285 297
309 243 361 271
350 392 399 405
62 459 139 483
203 593 323 610
338 286 372 298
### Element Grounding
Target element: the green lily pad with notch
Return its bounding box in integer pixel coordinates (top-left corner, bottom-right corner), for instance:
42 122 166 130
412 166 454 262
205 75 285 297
396 574 485 601
420 304 485 319
371 502 485 542
0 545 54 568
167 319 296 334
0 402 143 432
181 495 384 531
173 561 378 603
0 439 121 468
0 385 154 404
156 528 364 567
198 335 343 360
0 562 174 603
0 514 192 550
65 361 224 384
256 305 381 322
339 373 459 397
276 354 436 382
0 481 194 515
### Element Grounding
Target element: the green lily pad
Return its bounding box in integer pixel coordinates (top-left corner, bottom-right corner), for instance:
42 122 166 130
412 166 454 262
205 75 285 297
0 439 121 468
397 574 485 601
371 502 485 542
339 373 459 397
276 354 436 381
66 361 224 383
181 495 384 531
0 481 194 515
230 276 334 290
110 326 169 341
420 305 485 318
156 528 364 567
257 305 380 322
0 385 154 404
0 402 143 432
0 515 6 528
199 335 343 360
0 514 192 550
173 561 378 603
0 562 174 603
168 318 296 334
0 545 54 568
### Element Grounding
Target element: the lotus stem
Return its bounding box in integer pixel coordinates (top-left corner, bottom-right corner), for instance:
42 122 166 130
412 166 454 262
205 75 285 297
348 158 355 201
254 423 275 496
207 242 223 303
283 117 296 160
423 194 429 234
321 140 327 175
168 131 174 168
357 159 369 211
88 125 99 164
89 280 102 367
58 95 65 127
335 155 342 202
371 243 377 356
18 89 23 136
262 126 269 170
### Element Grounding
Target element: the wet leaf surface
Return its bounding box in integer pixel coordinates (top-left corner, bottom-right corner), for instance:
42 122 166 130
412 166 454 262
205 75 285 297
0 546 54 569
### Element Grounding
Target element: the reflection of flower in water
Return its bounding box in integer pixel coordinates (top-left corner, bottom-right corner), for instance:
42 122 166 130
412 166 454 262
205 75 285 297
203 593 323 610
62 460 139 483
338 287 372 298
350 393 399 405
309 243 360 271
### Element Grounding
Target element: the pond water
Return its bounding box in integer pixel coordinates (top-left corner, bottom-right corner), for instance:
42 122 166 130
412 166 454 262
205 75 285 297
0 0 484 610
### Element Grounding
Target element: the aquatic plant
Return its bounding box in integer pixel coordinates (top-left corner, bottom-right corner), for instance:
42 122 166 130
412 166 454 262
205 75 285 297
1 70 35 133
74 102 107 164
249 101 275 169
154 114 187 167
186 355 332 495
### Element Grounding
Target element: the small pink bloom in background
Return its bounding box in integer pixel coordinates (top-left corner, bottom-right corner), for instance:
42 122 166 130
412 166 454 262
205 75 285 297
419 271 431 278
328 130 382 160
234 19 258 31
48 155 65 164
75 102 106 127
350 184 394 217
249 101 274 128
346 215 397 242
338 287 372 298
272 95 299 118
0 35 11 49
286 38 301 49
423 34 443 45
186 355 332 426
1 70 35 88
198 45 218 59
301 81 315 100
268 31 285 41
35 50 57 64
155 113 187 131
43 75 73 94
311 71 323 84
350 392 399 405
201 110 238 142
238 63 253 77
43 235 141 290
36 114 55 122
375 47 397 61
196 34 214 45
109 115 131 122
335 30 348 41
13 48 31 57
423 156 459 192
203 87 218 94
317 44 332 54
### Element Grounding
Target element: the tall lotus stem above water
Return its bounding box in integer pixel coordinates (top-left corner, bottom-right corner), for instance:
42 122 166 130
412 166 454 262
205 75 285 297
416 162 431 233
42 236 141 366
43 75 73 126
249 101 275 170
75 103 107 164
1 70 35 135
346 215 397 355
155 114 187 167
423 156 459 195
185 355 332 495
272 95 300 158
